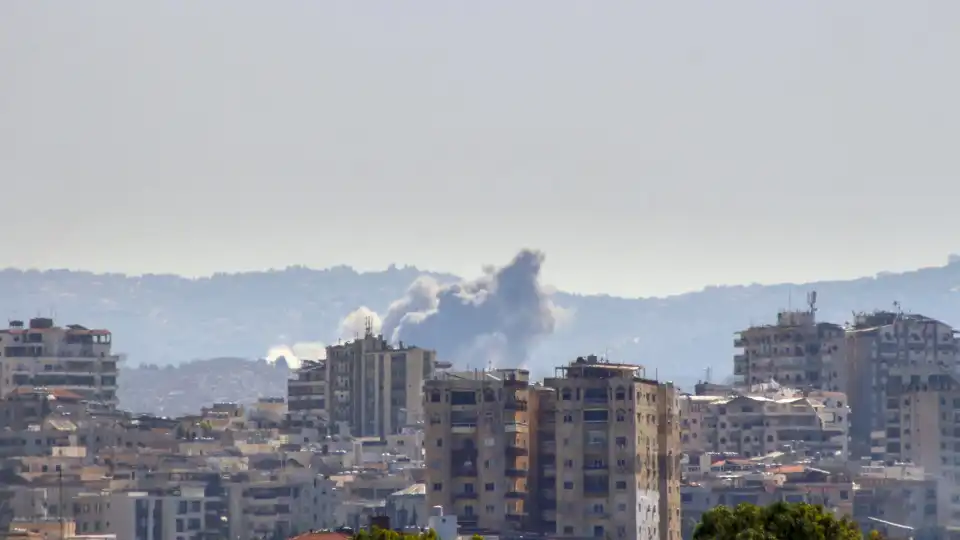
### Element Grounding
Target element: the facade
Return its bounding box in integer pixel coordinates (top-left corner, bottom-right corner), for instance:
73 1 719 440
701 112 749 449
845 311 959 458
422 368 534 534
542 356 680 540
287 360 328 432
0 318 121 407
733 307 844 390
324 326 436 437
704 394 849 459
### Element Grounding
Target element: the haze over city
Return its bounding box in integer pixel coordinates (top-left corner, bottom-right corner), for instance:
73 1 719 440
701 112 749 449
4 1 960 297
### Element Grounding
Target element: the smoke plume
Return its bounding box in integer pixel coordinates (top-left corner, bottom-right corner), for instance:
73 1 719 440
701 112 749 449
338 306 383 340
376 249 563 368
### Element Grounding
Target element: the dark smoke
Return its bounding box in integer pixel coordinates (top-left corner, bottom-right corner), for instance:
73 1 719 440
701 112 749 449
379 249 562 368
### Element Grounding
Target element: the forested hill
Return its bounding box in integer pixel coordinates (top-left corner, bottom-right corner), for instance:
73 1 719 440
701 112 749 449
2 258 960 412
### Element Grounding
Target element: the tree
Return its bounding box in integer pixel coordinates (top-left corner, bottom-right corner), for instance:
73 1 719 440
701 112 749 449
353 527 438 540
693 502 862 540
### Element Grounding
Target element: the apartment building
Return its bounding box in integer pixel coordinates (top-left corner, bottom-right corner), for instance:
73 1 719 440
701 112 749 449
422 368 534 534
0 318 121 407
324 325 437 437
845 311 959 458
542 356 680 540
733 305 845 390
686 389 849 459
853 463 940 539
287 360 327 431
107 485 227 540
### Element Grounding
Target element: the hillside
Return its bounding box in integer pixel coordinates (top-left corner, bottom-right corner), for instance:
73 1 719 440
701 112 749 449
3 257 960 414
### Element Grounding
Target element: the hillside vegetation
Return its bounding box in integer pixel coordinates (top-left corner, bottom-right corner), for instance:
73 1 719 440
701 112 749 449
2 259 959 414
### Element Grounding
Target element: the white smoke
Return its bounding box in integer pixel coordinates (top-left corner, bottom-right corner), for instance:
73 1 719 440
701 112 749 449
337 306 383 340
264 341 327 369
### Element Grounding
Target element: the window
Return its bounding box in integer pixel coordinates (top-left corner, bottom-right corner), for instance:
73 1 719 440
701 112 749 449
615 481 627 490
563 481 574 490
563 414 573 423
178 501 188 514
561 388 572 400
615 436 627 447
616 410 626 422
188 518 201 530
436 438 443 447
583 410 609 423
564 526 574 534
176 519 185 533
432 483 442 491
593 525 605 538
190 501 201 512
485 483 495 491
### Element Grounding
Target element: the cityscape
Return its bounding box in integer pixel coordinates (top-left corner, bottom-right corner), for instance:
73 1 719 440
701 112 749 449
0 293 957 540
4 2 957 540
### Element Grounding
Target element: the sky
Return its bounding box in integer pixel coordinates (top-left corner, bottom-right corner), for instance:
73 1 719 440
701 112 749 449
2 1 959 298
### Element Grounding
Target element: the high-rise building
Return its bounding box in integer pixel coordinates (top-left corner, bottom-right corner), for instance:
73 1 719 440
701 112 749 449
845 311 958 458
733 304 845 390
542 356 681 540
323 324 437 437
0 318 121 407
422 368 534 533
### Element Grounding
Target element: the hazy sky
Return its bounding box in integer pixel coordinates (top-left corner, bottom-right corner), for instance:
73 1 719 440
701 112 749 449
2 1 959 297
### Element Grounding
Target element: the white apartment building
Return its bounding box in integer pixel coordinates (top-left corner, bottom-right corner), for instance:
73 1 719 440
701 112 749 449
0 318 122 407
108 485 225 540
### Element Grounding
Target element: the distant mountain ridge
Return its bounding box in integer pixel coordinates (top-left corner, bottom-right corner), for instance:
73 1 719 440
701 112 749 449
3 258 960 412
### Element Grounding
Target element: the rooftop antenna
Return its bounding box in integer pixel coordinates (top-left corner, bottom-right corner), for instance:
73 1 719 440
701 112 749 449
364 316 373 338
807 291 818 314
705 366 712 384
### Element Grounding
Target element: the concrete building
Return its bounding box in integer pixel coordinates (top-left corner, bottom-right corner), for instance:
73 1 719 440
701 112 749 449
324 325 437 437
287 360 327 432
845 311 959 458
853 463 940 539
422 368 535 534
733 305 845 390
542 356 681 540
107 485 225 540
706 394 848 459
0 319 122 407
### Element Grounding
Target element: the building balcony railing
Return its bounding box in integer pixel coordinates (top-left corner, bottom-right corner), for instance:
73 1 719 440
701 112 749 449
453 467 478 478
504 491 525 499
505 468 529 478
505 445 529 457
504 400 528 411
454 492 479 501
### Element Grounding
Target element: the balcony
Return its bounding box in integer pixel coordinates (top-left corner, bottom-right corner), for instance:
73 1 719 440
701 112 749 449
452 467 478 478
454 492 479 501
505 400 528 411
505 490 525 499
505 468 529 478
505 444 529 457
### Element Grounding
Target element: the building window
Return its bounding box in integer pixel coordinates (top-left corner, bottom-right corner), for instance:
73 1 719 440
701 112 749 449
485 483 495 491
615 481 627 490
563 414 573 423
432 483 442 491
178 501 188 514
564 481 574 490
593 526 604 538
436 439 443 447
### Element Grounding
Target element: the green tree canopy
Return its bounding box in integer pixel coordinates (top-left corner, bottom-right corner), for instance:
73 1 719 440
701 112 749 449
693 502 862 540
353 527 438 540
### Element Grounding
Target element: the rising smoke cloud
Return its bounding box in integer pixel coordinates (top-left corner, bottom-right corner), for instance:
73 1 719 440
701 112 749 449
341 249 565 369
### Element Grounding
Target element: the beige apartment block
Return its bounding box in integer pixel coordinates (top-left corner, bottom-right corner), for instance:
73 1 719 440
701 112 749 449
703 393 848 459
0 318 121 407
325 326 437 437
543 356 680 540
422 368 534 534
733 306 845 390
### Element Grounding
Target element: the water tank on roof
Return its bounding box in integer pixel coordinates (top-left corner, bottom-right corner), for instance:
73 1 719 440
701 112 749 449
29 317 54 329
